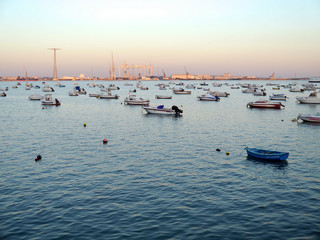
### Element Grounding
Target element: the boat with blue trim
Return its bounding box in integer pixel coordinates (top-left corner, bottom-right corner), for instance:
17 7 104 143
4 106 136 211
245 147 289 161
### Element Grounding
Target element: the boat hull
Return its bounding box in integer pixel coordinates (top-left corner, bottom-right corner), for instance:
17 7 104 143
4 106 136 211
155 95 172 99
247 102 283 109
245 147 289 161
198 97 219 101
143 107 179 115
125 100 150 105
298 114 320 123
296 98 320 104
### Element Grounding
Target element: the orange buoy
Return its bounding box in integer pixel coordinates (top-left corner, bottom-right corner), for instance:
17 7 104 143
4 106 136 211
103 139 108 144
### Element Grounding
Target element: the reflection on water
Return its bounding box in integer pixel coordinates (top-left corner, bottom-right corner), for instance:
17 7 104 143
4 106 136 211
246 155 288 170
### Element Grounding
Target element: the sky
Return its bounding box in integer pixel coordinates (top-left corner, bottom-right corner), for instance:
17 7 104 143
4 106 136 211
0 0 319 78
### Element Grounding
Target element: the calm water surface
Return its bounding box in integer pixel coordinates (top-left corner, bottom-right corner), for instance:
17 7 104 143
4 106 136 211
0 80 319 239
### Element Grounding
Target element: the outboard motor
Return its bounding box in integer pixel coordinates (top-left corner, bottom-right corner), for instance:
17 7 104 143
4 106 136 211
171 105 183 114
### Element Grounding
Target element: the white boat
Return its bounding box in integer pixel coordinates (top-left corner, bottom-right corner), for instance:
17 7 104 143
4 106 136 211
140 86 149 90
212 82 222 87
155 95 172 99
231 86 240 89
143 105 183 115
253 90 266 96
124 83 133 86
74 86 87 94
108 84 120 90
297 113 320 123
42 85 55 92
69 91 79 96
99 92 119 99
41 94 61 106
269 94 287 101
242 88 255 93
28 94 43 100
1 92 7 97
185 84 196 89
197 94 220 101
25 86 31 90
124 95 150 105
289 86 304 92
0 87 8 91
209 91 230 97
296 92 320 104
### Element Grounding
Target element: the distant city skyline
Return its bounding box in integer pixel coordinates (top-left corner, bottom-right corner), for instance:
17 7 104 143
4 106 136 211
0 0 319 78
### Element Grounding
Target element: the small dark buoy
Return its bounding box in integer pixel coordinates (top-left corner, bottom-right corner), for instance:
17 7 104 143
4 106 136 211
216 148 221 152
35 155 42 162
226 152 230 156
281 119 284 122
103 139 108 144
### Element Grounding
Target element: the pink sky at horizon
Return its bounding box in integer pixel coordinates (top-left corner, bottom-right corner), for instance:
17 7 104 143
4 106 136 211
0 0 319 78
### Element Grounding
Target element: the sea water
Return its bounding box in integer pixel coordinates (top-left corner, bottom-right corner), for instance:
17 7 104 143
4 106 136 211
0 80 319 239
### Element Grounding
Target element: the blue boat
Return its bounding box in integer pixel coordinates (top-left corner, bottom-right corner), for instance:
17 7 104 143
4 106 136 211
245 147 289 161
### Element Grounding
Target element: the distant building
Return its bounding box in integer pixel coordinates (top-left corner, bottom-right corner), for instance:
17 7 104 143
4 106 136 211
59 76 76 81
79 74 85 80
171 74 196 80
195 74 214 80
214 73 244 80
1 76 18 81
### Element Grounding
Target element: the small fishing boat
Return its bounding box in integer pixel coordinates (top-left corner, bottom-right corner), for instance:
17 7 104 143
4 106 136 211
209 91 230 97
99 92 119 99
253 90 266 96
297 113 320 123
1 92 7 97
74 86 86 94
269 93 288 101
124 95 150 105
197 94 220 101
41 94 61 106
143 105 183 115
173 89 191 94
289 86 304 92
68 91 79 96
108 84 120 90
89 93 99 97
185 84 196 89
296 92 320 104
42 85 55 92
0 87 9 91
28 94 43 100
247 100 284 109
155 95 172 99
245 147 289 161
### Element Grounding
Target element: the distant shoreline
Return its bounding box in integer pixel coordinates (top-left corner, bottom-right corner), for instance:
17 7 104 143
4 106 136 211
0 77 312 82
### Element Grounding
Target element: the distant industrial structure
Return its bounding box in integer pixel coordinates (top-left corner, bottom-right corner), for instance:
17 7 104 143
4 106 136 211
117 62 154 80
0 49 311 81
48 48 61 80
